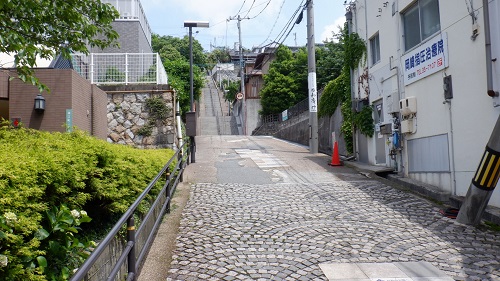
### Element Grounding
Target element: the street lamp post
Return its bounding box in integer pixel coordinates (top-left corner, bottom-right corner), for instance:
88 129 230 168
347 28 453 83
184 20 209 164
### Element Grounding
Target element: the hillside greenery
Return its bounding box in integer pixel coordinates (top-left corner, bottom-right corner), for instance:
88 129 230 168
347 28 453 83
152 34 207 115
0 124 174 280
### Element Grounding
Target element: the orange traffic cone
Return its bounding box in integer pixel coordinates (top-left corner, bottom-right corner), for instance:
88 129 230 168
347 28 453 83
329 141 342 166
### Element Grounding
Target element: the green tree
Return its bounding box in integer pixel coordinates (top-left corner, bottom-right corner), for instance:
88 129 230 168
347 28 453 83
317 38 344 89
259 45 308 116
0 0 119 92
207 48 232 65
152 34 206 114
223 80 240 102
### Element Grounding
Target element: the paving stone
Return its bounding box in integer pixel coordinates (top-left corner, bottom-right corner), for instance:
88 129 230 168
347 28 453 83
166 180 500 280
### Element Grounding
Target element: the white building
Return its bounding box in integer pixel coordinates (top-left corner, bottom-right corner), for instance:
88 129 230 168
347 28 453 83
349 0 500 207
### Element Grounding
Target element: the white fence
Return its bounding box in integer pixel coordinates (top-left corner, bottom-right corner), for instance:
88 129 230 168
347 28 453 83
71 53 168 85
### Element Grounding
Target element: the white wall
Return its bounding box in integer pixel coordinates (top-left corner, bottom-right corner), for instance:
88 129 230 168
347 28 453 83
352 0 500 207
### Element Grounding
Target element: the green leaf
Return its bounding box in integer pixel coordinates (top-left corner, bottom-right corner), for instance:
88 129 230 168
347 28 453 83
37 256 48 268
0 230 6 239
61 267 70 279
35 228 50 240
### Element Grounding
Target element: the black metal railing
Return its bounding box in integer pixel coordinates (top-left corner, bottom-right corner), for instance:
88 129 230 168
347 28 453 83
70 141 190 281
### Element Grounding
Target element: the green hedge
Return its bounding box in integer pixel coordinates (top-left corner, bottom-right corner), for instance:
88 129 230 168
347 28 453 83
0 126 174 280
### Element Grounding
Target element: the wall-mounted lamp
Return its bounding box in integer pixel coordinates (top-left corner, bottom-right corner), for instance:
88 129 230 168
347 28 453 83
34 93 45 112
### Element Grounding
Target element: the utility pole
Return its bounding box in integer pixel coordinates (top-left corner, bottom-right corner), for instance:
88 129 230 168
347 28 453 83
228 15 248 135
456 105 500 225
456 1 500 226
307 0 318 153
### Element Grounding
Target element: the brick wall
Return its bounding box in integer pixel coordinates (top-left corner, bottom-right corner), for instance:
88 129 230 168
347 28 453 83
8 69 107 137
0 71 10 99
71 70 93 132
92 85 108 140
9 69 72 132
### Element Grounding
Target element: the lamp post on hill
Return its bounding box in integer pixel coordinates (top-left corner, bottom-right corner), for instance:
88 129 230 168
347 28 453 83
183 20 209 163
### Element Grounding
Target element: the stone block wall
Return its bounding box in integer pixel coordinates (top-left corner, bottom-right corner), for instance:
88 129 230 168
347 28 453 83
106 91 175 149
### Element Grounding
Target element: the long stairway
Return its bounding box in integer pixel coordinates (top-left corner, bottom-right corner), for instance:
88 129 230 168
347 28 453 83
198 76 237 135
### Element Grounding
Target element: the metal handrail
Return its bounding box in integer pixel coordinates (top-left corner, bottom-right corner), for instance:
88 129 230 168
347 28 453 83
70 141 190 281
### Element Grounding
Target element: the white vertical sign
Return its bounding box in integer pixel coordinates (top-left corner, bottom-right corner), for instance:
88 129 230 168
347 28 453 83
308 72 317 112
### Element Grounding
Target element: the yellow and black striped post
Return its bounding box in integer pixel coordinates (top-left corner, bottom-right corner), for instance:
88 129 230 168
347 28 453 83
457 115 500 226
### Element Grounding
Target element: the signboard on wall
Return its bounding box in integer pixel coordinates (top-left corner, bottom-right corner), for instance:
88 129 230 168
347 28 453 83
402 33 449 86
66 109 73 132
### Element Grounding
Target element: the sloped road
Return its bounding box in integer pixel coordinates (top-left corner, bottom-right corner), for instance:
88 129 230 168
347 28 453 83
167 136 500 280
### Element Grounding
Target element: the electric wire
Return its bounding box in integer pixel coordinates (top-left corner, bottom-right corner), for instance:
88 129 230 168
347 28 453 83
248 0 273 20
234 0 247 18
243 0 256 19
256 0 286 46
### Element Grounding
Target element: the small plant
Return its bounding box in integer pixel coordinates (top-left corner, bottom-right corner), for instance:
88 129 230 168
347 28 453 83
35 205 93 280
105 67 125 83
137 96 171 136
136 123 154 136
145 96 170 120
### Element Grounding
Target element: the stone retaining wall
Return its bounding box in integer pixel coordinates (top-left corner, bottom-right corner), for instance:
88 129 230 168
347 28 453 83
106 91 175 149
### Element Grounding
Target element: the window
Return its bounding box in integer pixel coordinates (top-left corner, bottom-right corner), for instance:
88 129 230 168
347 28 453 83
370 33 381 66
403 0 440 51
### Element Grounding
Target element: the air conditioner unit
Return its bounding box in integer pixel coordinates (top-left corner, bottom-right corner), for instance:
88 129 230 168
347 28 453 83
399 97 417 116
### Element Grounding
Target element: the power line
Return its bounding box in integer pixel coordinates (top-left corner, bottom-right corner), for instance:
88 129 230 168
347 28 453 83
248 0 273 19
256 0 286 46
243 0 256 18
234 0 247 18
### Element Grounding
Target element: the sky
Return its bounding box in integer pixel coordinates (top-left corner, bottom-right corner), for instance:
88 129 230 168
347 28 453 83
140 0 348 52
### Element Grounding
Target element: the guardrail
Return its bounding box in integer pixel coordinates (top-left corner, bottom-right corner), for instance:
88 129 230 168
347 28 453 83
70 142 190 281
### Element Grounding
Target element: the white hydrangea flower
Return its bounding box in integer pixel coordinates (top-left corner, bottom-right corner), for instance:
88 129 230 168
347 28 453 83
0 255 8 267
70 210 80 219
80 210 87 217
4 212 17 226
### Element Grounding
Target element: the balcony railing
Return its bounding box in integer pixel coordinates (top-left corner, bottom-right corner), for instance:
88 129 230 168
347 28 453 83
71 53 168 85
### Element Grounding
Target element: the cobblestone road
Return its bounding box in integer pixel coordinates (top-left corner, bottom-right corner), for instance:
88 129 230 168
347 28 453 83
167 136 500 281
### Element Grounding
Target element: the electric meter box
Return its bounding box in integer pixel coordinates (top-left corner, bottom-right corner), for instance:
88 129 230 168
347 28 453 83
185 112 197 137
401 119 413 134
399 97 417 116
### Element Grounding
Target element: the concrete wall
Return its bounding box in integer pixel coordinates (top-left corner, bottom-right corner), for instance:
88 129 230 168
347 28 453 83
245 99 262 135
352 0 500 207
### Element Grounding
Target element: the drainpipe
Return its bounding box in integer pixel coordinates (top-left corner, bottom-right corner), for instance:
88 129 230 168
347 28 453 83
483 0 498 98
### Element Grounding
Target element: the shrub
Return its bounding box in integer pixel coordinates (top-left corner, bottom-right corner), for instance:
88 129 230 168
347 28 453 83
0 127 174 280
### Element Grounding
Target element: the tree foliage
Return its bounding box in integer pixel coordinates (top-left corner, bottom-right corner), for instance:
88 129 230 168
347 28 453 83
207 48 232 65
152 34 206 114
223 79 240 102
318 26 373 153
0 0 120 92
317 39 344 89
259 45 309 116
